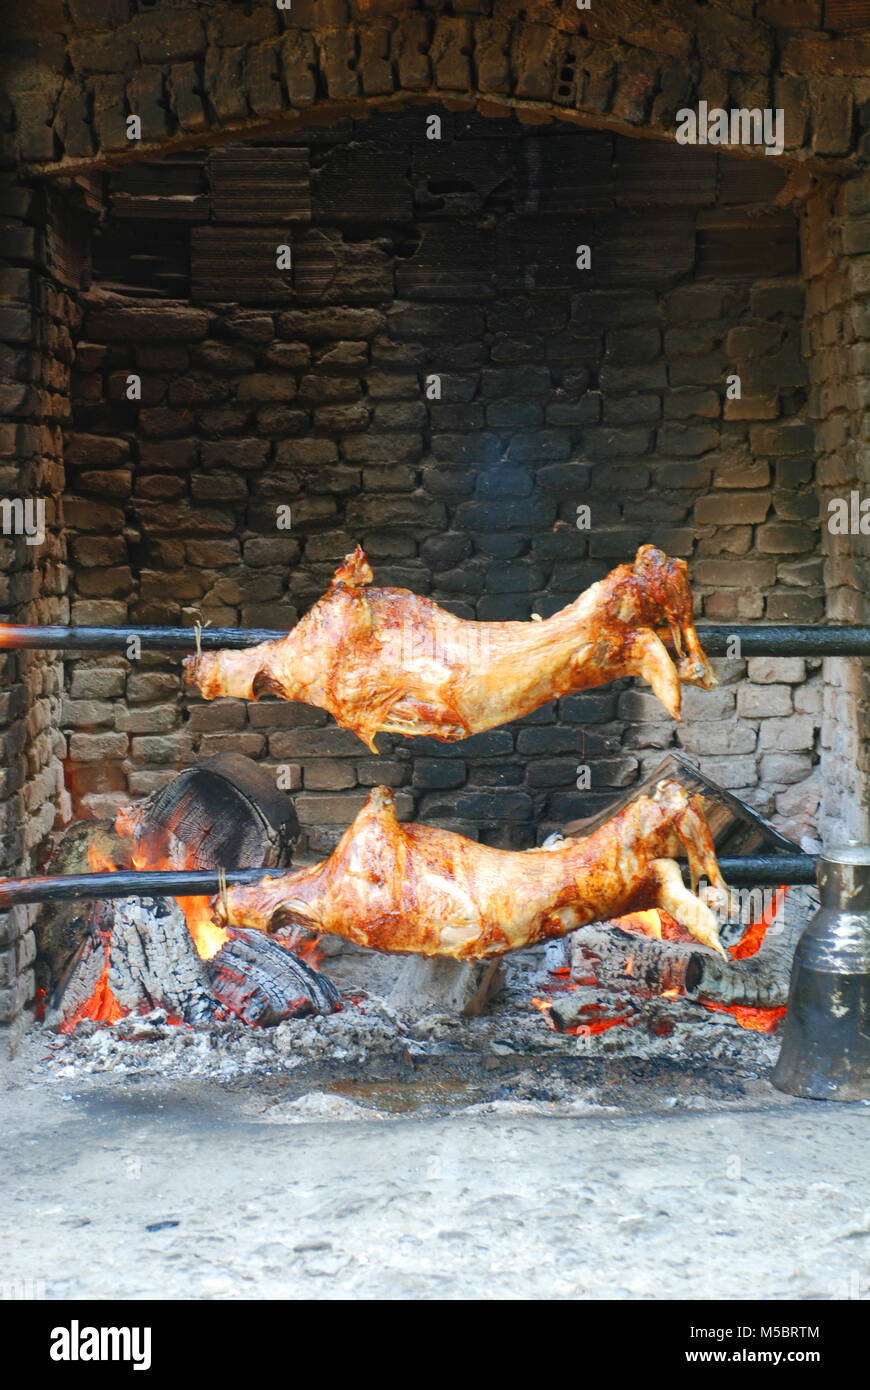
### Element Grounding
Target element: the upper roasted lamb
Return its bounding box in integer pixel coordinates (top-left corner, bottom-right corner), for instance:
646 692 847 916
185 544 716 750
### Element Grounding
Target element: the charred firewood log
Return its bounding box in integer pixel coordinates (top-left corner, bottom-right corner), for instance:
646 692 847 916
34 754 300 1004
207 929 340 1025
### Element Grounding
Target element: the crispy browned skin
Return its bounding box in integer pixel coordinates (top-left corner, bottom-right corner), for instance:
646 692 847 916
217 780 730 959
184 545 716 751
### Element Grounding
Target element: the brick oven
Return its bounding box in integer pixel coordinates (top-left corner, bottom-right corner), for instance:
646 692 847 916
2 0 870 1054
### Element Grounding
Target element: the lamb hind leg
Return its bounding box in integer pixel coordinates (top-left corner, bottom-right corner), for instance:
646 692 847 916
675 795 731 921
625 629 682 720
647 857 727 957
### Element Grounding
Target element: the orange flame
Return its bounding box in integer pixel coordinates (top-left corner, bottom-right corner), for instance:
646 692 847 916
60 956 124 1034
87 844 118 874
288 932 324 971
730 887 787 960
175 895 228 961
127 836 229 960
60 860 126 1031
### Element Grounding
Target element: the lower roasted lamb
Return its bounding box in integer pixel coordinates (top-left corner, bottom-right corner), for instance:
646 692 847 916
216 779 730 959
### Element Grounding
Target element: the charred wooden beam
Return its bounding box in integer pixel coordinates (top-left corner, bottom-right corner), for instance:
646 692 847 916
2 623 870 657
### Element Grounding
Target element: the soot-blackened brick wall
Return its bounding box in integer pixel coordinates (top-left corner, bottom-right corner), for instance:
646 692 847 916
0 177 81 1048
62 110 822 854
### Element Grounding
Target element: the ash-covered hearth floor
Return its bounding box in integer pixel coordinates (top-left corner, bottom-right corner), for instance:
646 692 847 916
2 1014 868 1301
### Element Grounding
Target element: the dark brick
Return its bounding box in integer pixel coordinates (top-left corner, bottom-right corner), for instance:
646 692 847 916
755 522 818 554
695 492 771 525
582 428 652 459
547 792 616 823
749 423 815 455
485 562 546 593
86 305 208 342
454 498 557 531
658 424 720 456
411 731 514 759
200 439 269 472
526 760 578 788
412 759 466 790
505 431 572 463
486 402 543 428
516 727 581 756
454 791 533 822
765 590 824 621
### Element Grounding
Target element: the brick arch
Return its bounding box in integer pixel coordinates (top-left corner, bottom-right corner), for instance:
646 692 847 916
6 0 865 177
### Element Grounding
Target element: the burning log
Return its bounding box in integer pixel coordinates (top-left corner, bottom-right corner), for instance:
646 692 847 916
116 752 299 870
33 819 131 1002
48 898 338 1030
569 923 789 1008
104 897 217 1023
34 754 339 1032
207 928 339 1025
568 886 814 1012
34 753 298 997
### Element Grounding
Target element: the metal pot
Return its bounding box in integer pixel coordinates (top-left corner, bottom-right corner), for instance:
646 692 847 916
772 845 870 1101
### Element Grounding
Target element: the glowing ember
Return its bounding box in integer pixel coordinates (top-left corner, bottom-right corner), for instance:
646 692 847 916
531 996 553 1012
702 1001 787 1033
566 1003 635 1037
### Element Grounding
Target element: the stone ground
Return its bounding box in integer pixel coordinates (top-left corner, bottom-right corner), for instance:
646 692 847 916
2 942 869 1301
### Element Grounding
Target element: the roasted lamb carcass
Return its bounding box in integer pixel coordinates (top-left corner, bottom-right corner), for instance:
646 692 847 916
184 545 716 751
216 780 730 959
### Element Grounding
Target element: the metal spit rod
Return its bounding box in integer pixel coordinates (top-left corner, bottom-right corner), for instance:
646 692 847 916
0 854 817 909
1 624 869 656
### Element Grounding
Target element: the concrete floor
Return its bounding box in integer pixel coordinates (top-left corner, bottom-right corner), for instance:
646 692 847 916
2 1035 869 1300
